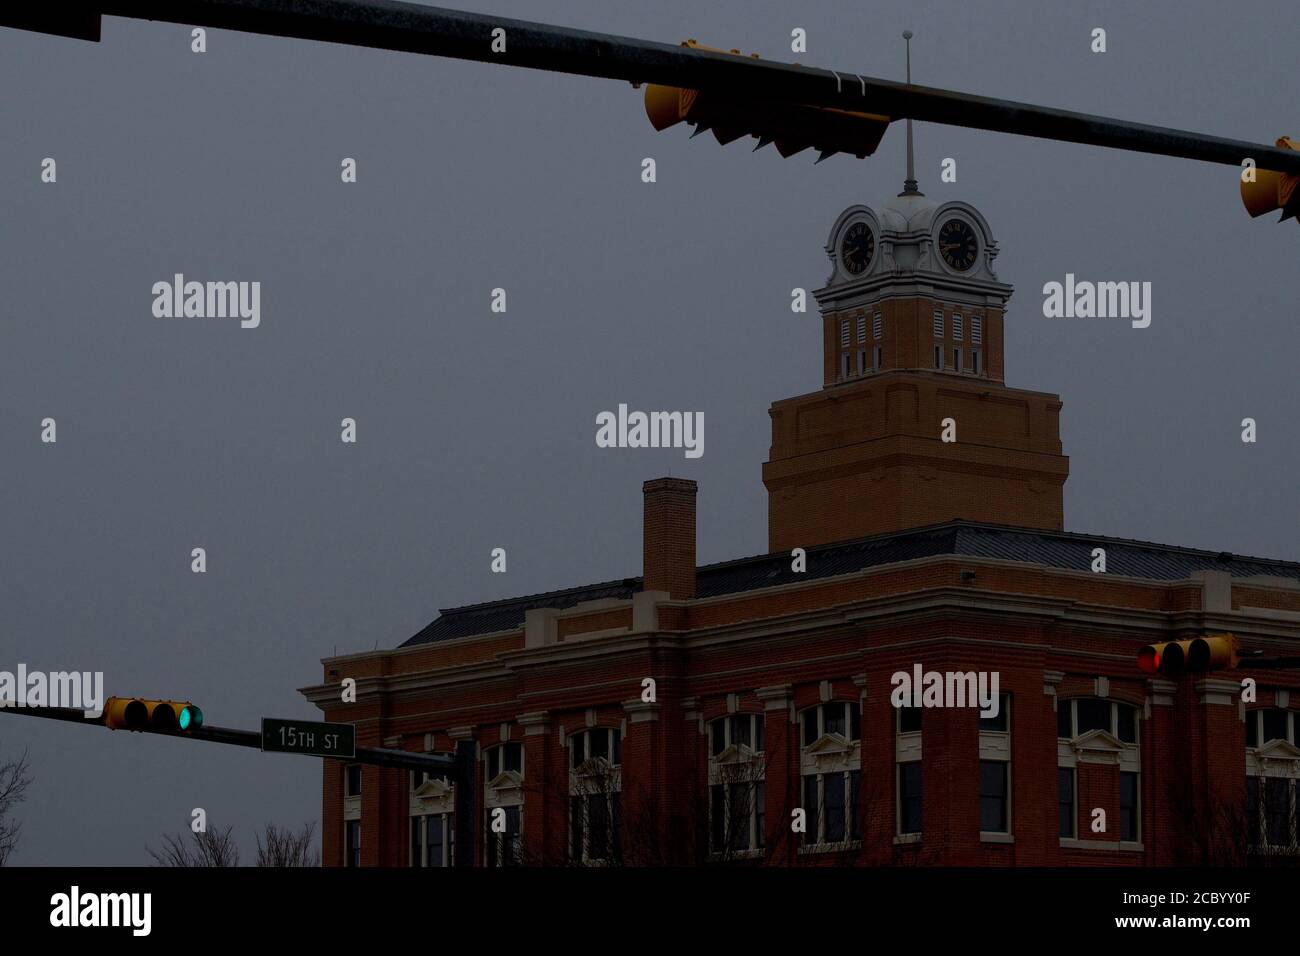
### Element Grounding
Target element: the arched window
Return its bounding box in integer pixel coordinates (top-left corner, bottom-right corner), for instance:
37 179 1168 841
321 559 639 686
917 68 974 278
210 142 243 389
799 701 861 848
1245 708 1300 853
569 727 622 864
409 767 454 867
707 713 766 855
1057 698 1140 843
483 742 523 866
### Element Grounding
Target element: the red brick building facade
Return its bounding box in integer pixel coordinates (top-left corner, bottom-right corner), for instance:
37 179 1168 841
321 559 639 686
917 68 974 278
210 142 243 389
303 191 1300 867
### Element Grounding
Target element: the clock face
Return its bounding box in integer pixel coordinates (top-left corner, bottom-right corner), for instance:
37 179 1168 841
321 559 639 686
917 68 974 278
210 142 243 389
938 218 978 272
840 221 875 275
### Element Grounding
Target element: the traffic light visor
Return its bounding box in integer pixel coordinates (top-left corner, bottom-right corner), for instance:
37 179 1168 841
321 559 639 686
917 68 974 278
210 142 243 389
1188 635 1238 671
1241 136 1299 219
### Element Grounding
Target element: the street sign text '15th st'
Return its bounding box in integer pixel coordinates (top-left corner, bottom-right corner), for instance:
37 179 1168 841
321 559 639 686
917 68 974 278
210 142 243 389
261 718 356 759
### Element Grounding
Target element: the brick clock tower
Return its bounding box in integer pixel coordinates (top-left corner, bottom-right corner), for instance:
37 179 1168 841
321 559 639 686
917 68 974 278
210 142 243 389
763 180 1070 552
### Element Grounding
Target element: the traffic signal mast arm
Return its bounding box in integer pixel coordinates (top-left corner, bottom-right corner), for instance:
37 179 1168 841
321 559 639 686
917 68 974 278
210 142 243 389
9 1 1300 176
4 699 475 864
1 700 455 774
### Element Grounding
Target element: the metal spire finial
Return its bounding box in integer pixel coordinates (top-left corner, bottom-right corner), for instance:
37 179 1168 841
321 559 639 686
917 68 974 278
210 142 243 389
900 30 922 197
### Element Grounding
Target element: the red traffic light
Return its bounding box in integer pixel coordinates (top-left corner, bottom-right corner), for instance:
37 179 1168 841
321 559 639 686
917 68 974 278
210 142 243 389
1136 635 1239 677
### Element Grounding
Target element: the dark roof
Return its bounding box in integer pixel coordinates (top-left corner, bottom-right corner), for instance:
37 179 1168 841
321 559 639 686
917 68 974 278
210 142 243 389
400 521 1300 647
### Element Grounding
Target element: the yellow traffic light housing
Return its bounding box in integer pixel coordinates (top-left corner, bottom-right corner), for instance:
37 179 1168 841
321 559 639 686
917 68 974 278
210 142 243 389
104 696 204 733
644 40 891 162
1137 634 1239 676
1241 136 1299 222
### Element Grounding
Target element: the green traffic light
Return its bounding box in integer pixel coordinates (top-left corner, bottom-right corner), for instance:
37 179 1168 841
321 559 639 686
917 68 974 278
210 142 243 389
179 705 203 731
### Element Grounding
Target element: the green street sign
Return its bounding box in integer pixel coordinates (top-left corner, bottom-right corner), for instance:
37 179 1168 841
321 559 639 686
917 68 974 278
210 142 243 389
261 718 355 759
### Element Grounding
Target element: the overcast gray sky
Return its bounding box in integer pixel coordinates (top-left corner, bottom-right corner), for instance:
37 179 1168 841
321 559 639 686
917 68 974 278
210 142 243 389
1 0 1296 865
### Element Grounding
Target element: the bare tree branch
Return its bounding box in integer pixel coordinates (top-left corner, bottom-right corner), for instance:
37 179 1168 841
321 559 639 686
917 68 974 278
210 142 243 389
256 821 320 867
0 745 33 867
147 823 240 867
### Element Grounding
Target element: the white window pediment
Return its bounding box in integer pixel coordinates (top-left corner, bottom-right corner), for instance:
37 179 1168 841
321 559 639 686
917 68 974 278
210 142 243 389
1251 739 1300 777
806 733 851 758
414 777 452 800
1258 739 1300 760
801 733 859 774
573 756 615 778
485 769 524 807
570 760 622 793
1072 728 1125 765
714 743 759 766
709 747 764 786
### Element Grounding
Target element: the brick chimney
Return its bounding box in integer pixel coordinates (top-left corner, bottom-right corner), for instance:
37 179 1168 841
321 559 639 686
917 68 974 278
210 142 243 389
642 477 697 599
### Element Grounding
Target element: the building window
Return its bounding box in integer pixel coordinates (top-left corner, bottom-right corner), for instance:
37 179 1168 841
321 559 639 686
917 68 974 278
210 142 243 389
1058 768 1076 838
710 779 765 854
971 314 983 345
343 763 362 866
344 820 361 868
971 349 982 375
1246 708 1297 748
952 314 963 341
933 344 943 370
1245 776 1298 852
896 703 922 835
858 349 868 375
980 761 1009 832
708 713 766 855
857 314 867 343
874 345 883 370
484 741 524 867
801 772 860 845
799 702 861 848
840 319 850 347
873 312 882 339
1245 709 1299 853
898 704 922 735
979 693 1011 836
712 712 765 756
802 701 859 745
485 742 522 782
1059 699 1138 743
1075 698 1110 736
898 762 922 835
485 806 521 867
1119 771 1139 842
1058 698 1140 844
570 727 623 864
571 726 621 768
933 310 944 338
841 353 851 380
1266 778 1293 848
410 813 453 867
410 768 455 867
979 693 1010 733
953 347 962 372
